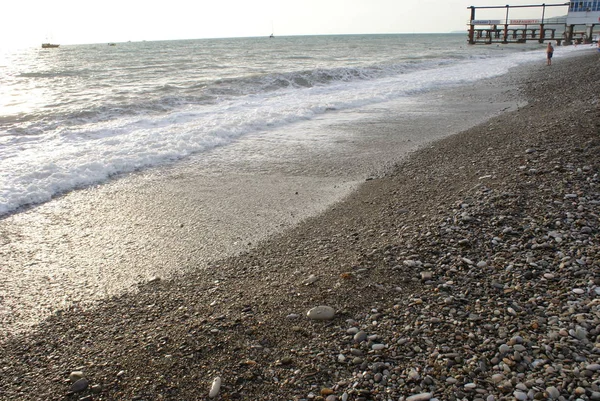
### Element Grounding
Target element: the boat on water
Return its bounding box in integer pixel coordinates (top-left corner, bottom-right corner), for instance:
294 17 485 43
41 43 59 48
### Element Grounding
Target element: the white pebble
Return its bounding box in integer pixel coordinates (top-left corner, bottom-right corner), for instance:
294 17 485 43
406 393 432 401
209 377 221 398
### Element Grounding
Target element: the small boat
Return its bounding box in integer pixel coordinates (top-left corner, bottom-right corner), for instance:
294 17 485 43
108 43 116 46
42 43 60 48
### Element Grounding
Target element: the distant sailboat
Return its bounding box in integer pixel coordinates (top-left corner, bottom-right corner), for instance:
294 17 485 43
269 21 274 38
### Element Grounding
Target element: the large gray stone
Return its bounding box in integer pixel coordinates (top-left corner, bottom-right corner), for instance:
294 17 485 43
306 306 335 321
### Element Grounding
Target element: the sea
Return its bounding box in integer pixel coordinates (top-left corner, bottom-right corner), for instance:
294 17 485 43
0 34 583 217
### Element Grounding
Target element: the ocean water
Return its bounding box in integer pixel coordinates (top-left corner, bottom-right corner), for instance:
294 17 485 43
0 34 580 217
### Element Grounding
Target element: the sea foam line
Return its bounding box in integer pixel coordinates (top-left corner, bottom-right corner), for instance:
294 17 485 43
0 47 577 216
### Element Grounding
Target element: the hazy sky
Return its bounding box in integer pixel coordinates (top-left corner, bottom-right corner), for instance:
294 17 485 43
1 0 569 47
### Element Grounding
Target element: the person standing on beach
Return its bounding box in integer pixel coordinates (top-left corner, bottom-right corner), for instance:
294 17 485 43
546 42 554 66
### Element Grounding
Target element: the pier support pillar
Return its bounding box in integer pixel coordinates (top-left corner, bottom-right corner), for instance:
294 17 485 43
585 25 593 43
567 25 574 44
468 6 476 44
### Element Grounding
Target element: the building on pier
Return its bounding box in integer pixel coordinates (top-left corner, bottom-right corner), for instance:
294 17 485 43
467 2 600 45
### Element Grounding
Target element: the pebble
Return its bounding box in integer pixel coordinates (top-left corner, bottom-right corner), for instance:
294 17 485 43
491 374 504 383
306 306 335 321
69 371 85 383
209 377 221 399
420 271 433 280
513 390 527 401
353 331 368 343
406 393 432 401
499 344 510 353
546 386 560 399
304 274 319 285
70 378 89 393
321 388 334 396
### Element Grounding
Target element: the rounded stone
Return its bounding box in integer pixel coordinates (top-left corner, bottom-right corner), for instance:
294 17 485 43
209 377 221 399
70 378 89 393
499 344 510 353
491 374 504 383
546 386 560 399
406 393 432 401
514 390 527 401
353 331 368 343
586 364 600 371
68 371 85 383
307 305 335 321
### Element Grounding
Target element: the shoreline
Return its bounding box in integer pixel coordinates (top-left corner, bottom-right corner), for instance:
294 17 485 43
1 51 599 400
0 55 525 338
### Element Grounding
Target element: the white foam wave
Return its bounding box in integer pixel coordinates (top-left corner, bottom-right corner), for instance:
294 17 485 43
0 44 588 216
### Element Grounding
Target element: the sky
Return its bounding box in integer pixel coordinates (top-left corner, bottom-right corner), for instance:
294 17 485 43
1 0 569 48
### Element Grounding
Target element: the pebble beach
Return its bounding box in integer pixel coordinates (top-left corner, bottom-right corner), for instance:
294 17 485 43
1 51 599 400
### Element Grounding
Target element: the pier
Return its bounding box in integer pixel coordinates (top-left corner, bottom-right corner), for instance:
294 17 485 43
467 2 600 45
